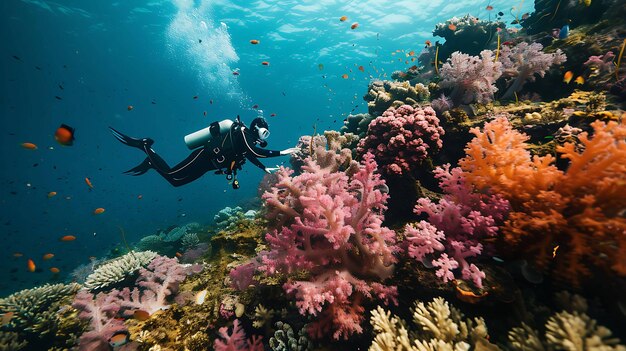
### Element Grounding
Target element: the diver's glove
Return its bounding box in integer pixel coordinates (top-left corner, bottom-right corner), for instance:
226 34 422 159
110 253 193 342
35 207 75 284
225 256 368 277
265 166 281 174
279 147 299 155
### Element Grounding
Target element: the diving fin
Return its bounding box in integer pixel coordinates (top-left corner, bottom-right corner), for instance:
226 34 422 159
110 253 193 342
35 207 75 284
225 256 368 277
109 127 154 149
123 158 152 176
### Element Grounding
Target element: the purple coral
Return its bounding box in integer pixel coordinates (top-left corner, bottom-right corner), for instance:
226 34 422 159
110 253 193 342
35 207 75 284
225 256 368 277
406 165 510 288
214 319 264 351
584 52 616 75
356 105 444 177
72 290 127 351
439 50 503 105
500 42 566 99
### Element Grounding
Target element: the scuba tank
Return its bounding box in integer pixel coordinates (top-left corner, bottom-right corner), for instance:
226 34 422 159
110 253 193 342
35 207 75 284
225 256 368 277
184 119 233 150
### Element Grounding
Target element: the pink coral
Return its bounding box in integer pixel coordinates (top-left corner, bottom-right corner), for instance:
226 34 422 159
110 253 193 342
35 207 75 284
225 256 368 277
245 151 398 340
439 50 503 105
406 165 509 288
72 290 127 351
214 319 264 351
356 105 444 177
499 42 566 99
584 51 616 75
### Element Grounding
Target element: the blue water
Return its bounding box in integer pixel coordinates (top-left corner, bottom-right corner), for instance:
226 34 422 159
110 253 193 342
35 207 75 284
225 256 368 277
0 0 533 295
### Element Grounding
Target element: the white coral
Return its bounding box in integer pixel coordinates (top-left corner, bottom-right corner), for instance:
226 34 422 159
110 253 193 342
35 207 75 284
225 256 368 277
84 251 157 291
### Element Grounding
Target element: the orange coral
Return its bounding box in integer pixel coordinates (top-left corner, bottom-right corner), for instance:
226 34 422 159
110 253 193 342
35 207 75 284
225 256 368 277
459 117 626 285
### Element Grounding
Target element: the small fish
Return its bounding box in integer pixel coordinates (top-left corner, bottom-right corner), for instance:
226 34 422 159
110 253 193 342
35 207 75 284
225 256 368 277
85 177 94 189
408 50 415 56
55 124 75 146
559 24 569 39
133 310 150 321
232 71 240 76
55 96 63 100
552 245 559 258
175 252 183 258
193 95 198 99
502 41 514 46
424 40 432 47
198 39 202 43
27 259 36 272
563 71 574 84
195 289 208 305
1 312 14 326
261 61 270 66
48 191 57 198
580 0 591 6
60 235 76 241
21 142 37 150
318 63 324 70
448 23 457 31
341 74 349 79
497 11 504 16
521 12 529 20
93 207 105 215
486 5 493 10
109 332 130 347
137 194 143 199
12 55 21 61
339 16 347 22
351 22 359 30
252 104 259 109
127 105 134 111
574 76 585 85
35 66 42 70
270 113 276 117
209 100 213 104
409 65 418 70
58 84 64 90
203 111 207 116
43 253 54 260
250 39 260 44
13 252 23 258
151 100 156 104
50 267 60 273
358 65 364 72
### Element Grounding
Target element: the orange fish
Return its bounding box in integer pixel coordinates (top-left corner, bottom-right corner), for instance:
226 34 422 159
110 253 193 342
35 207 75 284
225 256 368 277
133 310 150 321
175 252 183 258
358 65 364 72
341 74 349 79
60 235 76 242
261 61 270 66
93 208 105 215
48 191 57 198
250 39 259 44
43 253 54 260
50 267 60 273
574 76 585 85
448 23 457 31
27 259 36 272
127 105 133 111
21 142 38 150
425 40 432 47
408 50 415 56
1 312 14 326
351 22 359 30
563 71 574 84
486 5 493 10
339 16 347 22
85 177 94 189
410 65 418 70
109 332 129 347
13 252 23 258
54 124 75 146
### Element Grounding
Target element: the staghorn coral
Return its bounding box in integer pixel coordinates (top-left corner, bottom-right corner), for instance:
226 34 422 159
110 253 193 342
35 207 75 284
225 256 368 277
439 50 503 105
269 321 312 351
84 251 157 291
508 311 626 351
369 297 492 351
356 104 444 177
365 80 430 116
458 117 626 285
499 42 567 100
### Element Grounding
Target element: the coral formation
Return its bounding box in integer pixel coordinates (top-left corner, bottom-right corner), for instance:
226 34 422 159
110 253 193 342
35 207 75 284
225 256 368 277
439 50 503 105
357 104 444 177
433 14 505 60
84 251 158 291
269 321 312 351
364 80 430 116
340 113 374 139
214 319 264 351
215 207 257 231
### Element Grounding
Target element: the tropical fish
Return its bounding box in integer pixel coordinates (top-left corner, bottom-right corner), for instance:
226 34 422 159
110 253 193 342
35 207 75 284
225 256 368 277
127 105 133 111
21 142 37 150
486 5 493 10
85 177 94 189
559 24 569 39
48 191 57 198
339 16 347 21
13 252 23 258
232 71 240 76
55 124 75 146
261 61 270 66
196 290 208 305
60 235 76 241
563 71 574 83
252 104 259 109
448 23 457 31
27 259 36 272
574 76 585 85
408 50 415 56
109 332 130 347
250 39 259 44
341 74 349 79
270 113 276 117
93 207 105 215
50 267 60 273
318 63 324 70
133 310 150 321
351 22 359 29
1 312 14 326
425 40 432 47
43 253 54 260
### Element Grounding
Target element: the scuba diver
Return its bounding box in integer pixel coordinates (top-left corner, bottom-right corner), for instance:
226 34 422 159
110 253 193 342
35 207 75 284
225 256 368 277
110 115 298 189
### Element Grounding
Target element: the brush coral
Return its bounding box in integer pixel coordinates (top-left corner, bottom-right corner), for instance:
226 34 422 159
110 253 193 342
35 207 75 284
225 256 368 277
458 117 626 285
439 50 503 105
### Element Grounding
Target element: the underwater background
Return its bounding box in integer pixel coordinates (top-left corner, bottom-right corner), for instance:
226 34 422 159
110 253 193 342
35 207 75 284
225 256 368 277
1 0 625 350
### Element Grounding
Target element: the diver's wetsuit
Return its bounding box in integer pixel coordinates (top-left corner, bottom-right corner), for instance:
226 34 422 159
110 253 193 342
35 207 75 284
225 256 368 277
110 121 282 187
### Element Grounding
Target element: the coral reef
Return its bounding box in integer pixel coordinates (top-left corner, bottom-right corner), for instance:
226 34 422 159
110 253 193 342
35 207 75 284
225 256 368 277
84 251 158 291
439 50 503 105
364 80 430 116
214 319 263 351
433 14 505 61
269 321 312 351
215 207 257 231
356 104 444 177
340 113 375 139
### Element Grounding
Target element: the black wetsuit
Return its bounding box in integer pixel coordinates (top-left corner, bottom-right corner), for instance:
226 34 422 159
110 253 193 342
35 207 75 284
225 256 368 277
110 121 281 187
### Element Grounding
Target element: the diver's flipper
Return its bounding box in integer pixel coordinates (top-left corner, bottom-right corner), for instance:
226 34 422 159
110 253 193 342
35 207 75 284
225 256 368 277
109 127 154 148
123 158 152 176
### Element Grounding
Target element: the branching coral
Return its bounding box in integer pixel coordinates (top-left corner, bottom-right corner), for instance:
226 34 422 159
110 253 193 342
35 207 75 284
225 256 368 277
369 297 492 351
458 117 626 285
72 290 127 351
84 251 158 291
214 319 264 351
439 50 503 105
356 105 444 177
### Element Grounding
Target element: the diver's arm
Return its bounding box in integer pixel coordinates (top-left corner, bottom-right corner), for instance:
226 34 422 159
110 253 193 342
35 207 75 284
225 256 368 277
245 153 270 172
240 129 283 158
